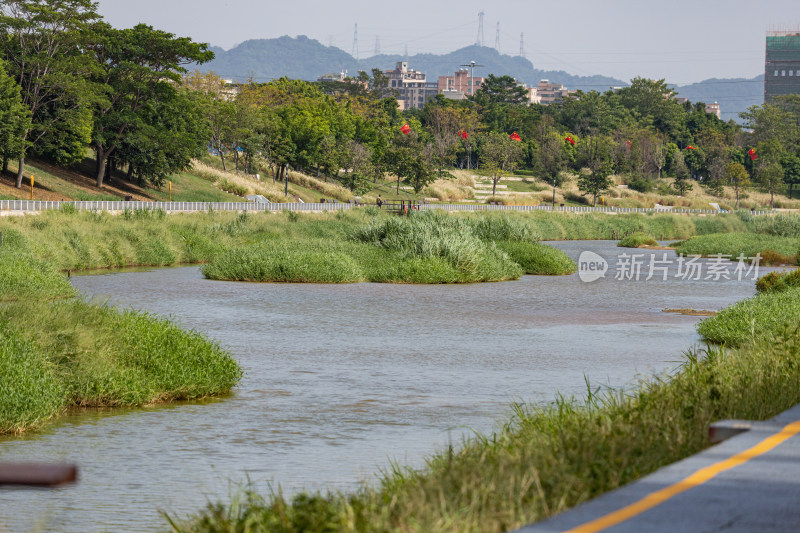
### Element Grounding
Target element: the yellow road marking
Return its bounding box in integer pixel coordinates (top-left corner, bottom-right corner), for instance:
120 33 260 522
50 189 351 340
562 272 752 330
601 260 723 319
564 420 800 533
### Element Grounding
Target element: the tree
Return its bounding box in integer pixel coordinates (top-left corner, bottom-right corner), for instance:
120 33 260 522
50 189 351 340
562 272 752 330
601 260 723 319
479 132 524 196
757 162 784 208
531 129 567 204
0 0 100 187
780 153 800 199
0 59 31 172
385 131 435 194
724 162 750 208
471 74 528 106
90 23 213 187
577 161 613 206
422 103 479 176
671 151 693 196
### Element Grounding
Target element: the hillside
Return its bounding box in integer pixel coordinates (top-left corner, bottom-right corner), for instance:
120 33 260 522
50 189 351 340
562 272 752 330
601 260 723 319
199 36 764 119
201 36 626 91
671 75 764 122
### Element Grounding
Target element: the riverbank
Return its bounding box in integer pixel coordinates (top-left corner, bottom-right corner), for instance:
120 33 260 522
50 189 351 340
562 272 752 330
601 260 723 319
0 207 749 275
0 250 242 435
168 273 800 532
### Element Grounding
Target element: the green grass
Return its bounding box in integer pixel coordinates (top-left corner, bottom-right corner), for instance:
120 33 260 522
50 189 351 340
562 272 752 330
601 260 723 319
675 233 799 264
618 232 658 248
0 246 242 435
697 286 800 347
0 244 76 301
0 297 242 434
148 171 246 203
496 241 576 275
170 316 800 532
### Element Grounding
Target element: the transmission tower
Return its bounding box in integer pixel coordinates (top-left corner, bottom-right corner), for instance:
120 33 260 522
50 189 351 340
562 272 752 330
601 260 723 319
404 43 408 59
519 33 525 58
328 35 333 48
352 23 358 59
374 36 381 56
495 22 500 52
476 11 485 47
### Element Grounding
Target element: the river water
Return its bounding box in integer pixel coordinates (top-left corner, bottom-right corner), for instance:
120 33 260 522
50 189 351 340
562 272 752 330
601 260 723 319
0 241 770 532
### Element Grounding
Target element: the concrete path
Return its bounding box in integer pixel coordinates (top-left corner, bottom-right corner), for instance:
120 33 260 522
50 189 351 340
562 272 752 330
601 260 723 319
514 404 800 533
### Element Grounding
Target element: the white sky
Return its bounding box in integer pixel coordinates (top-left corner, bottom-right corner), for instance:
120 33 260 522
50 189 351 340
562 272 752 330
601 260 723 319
96 0 800 84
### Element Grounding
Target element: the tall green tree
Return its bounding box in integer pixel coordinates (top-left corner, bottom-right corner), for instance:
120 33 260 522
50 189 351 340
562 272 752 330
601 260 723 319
0 59 30 171
780 153 800 199
724 162 750 208
0 0 100 187
471 74 528 106
577 161 614 206
90 23 213 187
479 131 524 196
385 131 435 194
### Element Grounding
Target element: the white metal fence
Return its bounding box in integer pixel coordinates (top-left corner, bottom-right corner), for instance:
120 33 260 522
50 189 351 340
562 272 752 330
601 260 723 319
0 199 772 216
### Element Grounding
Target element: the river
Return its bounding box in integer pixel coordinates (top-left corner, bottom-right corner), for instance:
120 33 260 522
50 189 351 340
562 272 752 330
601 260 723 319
0 241 769 532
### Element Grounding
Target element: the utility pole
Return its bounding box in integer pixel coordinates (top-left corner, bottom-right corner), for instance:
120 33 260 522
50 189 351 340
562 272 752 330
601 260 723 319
460 60 484 96
352 23 358 59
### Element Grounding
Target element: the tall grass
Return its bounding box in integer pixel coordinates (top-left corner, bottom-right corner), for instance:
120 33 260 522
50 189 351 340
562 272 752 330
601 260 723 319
0 299 242 434
617 232 657 248
0 325 65 434
697 286 800 347
286 170 353 202
675 233 799 264
0 246 75 301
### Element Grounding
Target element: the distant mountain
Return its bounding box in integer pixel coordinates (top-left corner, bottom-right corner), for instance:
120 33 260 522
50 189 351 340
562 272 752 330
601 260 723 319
672 75 764 122
199 36 763 122
199 36 625 91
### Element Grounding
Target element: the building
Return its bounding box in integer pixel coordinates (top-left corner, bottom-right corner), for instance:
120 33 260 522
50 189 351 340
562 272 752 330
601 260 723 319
765 30 800 102
437 69 487 99
386 62 439 110
536 80 576 105
705 102 721 119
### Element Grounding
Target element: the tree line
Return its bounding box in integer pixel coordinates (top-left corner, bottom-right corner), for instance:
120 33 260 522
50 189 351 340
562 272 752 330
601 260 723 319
2 1 799 206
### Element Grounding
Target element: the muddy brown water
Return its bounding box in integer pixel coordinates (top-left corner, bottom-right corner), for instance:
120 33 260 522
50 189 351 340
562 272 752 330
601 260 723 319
0 241 775 532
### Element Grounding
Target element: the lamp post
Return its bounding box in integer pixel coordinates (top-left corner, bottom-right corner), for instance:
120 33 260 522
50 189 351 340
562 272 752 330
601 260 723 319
459 61 483 96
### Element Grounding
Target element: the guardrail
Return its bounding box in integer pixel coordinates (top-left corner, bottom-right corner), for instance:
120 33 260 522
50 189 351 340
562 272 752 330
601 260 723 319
0 199 773 216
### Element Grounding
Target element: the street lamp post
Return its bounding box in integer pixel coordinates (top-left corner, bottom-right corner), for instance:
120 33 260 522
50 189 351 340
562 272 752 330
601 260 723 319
459 60 484 96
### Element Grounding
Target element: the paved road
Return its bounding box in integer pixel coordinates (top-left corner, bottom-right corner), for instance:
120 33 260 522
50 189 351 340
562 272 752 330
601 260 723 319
514 404 800 533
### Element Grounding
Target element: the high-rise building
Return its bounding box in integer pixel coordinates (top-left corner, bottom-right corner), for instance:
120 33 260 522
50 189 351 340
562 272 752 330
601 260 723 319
765 30 800 102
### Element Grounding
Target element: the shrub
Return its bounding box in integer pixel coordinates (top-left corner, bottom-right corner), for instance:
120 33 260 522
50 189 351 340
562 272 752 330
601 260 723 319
756 269 800 293
564 191 590 205
618 232 658 248
627 176 654 193
496 241 576 275
218 178 248 197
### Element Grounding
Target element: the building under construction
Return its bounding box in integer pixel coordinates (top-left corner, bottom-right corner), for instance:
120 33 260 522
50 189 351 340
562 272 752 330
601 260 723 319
765 29 800 102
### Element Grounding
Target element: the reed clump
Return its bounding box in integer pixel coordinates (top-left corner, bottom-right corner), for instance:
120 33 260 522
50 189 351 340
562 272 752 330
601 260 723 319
617 232 658 248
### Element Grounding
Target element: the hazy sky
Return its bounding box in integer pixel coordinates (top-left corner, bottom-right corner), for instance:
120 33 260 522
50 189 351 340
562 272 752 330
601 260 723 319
97 0 799 85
